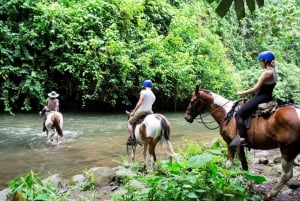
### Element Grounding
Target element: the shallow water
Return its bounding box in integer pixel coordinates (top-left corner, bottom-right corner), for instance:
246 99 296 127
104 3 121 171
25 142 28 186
0 112 219 189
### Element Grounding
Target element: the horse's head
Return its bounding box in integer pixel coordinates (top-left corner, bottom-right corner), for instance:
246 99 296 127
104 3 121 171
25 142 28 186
184 86 212 123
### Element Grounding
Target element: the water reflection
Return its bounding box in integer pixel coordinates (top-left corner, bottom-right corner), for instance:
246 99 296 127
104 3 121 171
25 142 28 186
0 112 219 189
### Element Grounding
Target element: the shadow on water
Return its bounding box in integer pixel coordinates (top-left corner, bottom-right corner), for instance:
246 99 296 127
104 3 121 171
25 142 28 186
0 112 218 189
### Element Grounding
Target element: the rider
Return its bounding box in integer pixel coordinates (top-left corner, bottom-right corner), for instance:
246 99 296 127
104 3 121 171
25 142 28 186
126 80 156 145
232 51 277 147
39 91 60 131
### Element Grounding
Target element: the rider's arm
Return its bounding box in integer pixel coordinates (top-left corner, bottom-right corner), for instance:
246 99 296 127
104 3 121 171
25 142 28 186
237 70 273 96
131 94 145 115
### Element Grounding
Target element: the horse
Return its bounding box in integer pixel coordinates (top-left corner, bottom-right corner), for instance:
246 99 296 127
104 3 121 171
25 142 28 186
184 86 300 199
44 111 64 142
126 111 178 170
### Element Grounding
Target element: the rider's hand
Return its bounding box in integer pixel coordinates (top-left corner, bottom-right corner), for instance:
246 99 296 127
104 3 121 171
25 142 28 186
237 91 247 98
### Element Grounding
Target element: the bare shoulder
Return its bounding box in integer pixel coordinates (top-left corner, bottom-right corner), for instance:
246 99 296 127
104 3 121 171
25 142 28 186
262 69 273 78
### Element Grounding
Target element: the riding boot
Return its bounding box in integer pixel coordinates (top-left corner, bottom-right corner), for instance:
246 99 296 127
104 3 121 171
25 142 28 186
238 125 248 147
229 124 248 148
126 136 136 146
229 135 240 148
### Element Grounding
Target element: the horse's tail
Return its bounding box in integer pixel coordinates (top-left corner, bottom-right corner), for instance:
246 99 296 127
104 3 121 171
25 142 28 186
160 118 178 157
53 114 63 137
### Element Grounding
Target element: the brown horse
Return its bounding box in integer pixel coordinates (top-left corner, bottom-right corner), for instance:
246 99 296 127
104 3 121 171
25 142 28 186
45 111 63 142
126 111 178 170
184 86 300 199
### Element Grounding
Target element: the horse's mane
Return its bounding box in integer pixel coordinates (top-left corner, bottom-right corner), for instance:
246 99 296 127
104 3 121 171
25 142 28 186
210 92 233 113
224 99 243 125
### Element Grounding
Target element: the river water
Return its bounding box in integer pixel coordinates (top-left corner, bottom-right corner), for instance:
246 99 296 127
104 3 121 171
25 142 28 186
0 112 219 189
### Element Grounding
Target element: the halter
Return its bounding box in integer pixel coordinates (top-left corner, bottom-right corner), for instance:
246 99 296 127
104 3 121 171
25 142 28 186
190 90 231 130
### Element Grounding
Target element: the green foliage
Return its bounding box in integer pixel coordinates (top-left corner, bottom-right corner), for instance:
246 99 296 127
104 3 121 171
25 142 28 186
0 0 238 113
80 169 96 191
214 0 300 103
8 170 66 201
7 169 99 201
0 0 299 113
112 139 265 201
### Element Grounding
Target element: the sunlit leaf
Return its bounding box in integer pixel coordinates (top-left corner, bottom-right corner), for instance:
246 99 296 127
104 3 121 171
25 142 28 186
244 171 266 183
187 153 218 168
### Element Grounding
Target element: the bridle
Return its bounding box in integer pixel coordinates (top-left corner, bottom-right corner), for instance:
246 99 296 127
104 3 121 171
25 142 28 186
188 90 230 130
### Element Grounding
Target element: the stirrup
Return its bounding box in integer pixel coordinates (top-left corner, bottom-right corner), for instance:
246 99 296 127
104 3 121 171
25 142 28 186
229 135 240 148
240 140 248 147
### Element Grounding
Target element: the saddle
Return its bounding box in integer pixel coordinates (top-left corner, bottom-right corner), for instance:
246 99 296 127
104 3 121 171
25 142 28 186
133 114 148 132
225 99 278 128
244 100 278 128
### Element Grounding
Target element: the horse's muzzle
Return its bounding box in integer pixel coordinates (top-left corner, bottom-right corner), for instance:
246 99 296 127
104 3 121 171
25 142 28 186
184 115 193 123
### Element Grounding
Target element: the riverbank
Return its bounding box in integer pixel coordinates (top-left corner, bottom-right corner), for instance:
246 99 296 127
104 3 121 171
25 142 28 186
1 147 299 201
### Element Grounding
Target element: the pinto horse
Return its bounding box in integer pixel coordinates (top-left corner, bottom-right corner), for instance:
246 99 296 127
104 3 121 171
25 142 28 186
126 112 178 170
184 86 300 199
45 111 63 142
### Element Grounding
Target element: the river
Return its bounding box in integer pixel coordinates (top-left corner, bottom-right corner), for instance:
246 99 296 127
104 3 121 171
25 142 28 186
0 112 219 189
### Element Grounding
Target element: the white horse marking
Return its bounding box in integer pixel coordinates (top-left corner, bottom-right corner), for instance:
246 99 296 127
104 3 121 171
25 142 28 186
211 92 233 113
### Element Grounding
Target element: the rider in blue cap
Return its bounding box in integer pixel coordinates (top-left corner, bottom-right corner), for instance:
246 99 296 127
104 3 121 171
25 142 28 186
231 51 277 147
126 80 156 145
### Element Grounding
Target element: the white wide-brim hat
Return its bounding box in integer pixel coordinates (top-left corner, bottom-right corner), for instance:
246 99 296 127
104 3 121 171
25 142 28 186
48 91 59 98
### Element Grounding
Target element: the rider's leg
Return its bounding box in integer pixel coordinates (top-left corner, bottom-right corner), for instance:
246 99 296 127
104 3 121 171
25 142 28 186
127 123 134 139
235 116 248 146
127 113 142 145
127 121 136 145
235 97 266 146
40 106 47 116
42 117 46 132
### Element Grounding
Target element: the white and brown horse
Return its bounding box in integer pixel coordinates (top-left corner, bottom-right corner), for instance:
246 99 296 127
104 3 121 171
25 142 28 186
184 86 300 199
45 111 63 142
126 112 178 170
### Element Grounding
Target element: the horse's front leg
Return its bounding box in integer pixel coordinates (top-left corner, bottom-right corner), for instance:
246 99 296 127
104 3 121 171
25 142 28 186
226 147 236 169
127 144 137 164
238 147 248 170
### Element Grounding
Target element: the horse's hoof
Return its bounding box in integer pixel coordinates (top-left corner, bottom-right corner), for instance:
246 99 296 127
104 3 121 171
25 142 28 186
264 193 272 201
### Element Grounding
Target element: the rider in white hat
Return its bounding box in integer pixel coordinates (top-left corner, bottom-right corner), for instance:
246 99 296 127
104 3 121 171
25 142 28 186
39 91 60 131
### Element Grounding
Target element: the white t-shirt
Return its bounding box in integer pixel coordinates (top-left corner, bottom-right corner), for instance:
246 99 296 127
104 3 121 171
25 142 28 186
136 89 156 112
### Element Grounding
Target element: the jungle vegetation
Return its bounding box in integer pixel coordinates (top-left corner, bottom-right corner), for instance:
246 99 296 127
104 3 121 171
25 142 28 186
0 0 299 114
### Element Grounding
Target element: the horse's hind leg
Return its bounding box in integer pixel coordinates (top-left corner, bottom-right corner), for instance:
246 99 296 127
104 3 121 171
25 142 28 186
148 142 156 170
267 158 294 198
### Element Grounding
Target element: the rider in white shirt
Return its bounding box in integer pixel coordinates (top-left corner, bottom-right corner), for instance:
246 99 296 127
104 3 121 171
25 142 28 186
126 80 156 145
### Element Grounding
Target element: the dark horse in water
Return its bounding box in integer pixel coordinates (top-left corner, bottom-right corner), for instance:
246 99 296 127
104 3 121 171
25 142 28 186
184 86 300 199
45 111 64 143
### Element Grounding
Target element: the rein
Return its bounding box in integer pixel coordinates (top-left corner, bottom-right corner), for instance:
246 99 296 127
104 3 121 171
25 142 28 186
194 100 232 130
196 112 219 130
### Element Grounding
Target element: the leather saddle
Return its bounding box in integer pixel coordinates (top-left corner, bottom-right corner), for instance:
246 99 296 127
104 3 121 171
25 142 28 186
225 99 278 128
